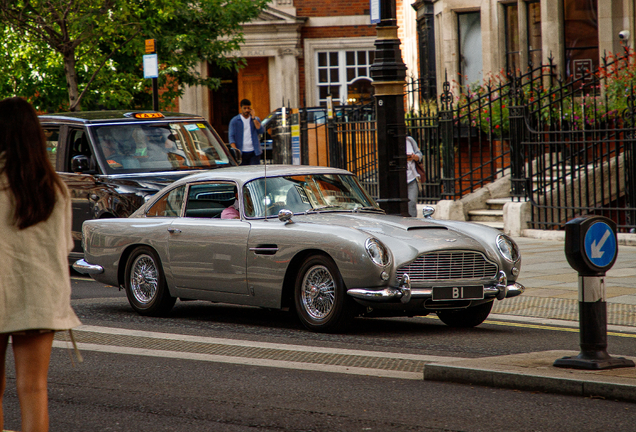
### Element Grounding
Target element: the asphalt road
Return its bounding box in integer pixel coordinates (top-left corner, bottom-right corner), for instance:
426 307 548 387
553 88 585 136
2 277 635 431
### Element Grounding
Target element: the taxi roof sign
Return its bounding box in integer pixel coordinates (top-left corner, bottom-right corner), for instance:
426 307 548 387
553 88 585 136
131 112 164 119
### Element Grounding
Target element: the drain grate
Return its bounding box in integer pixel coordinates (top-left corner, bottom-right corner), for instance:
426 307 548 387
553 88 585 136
493 296 636 327
55 330 427 373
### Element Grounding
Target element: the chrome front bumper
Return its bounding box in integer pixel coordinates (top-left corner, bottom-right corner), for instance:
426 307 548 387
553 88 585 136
347 272 525 303
72 259 104 275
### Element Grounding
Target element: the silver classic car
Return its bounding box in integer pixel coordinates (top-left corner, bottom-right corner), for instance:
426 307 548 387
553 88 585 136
74 165 524 332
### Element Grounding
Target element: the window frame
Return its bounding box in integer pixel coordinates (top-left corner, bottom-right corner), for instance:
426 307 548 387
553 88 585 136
303 37 376 107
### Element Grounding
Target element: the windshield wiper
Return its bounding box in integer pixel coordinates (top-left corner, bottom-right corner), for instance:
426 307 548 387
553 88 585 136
307 205 341 213
353 206 384 213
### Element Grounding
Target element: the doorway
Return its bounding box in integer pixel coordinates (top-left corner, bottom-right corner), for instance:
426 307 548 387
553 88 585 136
208 57 271 143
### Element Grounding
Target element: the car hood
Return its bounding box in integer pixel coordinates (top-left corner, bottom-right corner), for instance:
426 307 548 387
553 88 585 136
293 212 502 265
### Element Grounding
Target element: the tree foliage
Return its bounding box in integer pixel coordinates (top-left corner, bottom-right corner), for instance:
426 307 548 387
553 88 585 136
0 0 269 111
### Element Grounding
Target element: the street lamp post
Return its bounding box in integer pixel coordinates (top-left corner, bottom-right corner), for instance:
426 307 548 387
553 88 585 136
370 0 408 216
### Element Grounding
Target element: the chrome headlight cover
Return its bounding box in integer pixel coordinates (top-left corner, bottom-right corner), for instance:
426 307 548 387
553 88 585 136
365 238 391 267
497 234 520 263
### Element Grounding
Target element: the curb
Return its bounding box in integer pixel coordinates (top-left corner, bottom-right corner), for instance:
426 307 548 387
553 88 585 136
424 350 636 402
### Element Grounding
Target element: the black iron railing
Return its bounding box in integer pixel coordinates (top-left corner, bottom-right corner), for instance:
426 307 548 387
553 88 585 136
320 48 636 232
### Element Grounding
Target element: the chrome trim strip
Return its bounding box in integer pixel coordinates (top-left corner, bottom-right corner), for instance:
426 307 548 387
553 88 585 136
72 259 104 275
347 283 524 302
249 247 279 253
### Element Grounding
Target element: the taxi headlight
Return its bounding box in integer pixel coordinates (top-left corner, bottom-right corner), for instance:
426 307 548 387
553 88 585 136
497 234 520 263
365 238 391 267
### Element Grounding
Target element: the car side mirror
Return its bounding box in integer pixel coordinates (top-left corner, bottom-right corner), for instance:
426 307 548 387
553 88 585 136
422 205 435 219
71 155 91 173
278 209 293 223
229 147 242 165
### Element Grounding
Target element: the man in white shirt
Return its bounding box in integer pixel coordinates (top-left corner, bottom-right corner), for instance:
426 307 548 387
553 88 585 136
228 99 265 165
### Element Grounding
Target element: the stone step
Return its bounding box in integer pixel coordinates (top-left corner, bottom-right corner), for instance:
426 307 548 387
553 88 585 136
485 198 513 210
467 209 503 222
471 220 504 230
485 197 529 210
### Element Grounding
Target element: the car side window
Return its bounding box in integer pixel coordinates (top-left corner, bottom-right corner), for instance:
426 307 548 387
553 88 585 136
184 182 236 219
146 185 186 217
42 127 60 169
68 128 95 172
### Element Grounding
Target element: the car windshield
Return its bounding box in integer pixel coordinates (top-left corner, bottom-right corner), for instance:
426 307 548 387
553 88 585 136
243 173 380 218
92 122 231 173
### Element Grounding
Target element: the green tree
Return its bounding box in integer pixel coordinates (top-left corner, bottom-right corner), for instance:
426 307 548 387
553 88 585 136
0 0 268 111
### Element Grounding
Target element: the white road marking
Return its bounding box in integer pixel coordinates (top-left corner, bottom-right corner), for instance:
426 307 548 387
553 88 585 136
75 324 452 362
52 325 464 380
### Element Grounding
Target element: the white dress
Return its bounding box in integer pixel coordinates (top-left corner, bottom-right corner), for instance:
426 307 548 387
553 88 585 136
0 172 82 334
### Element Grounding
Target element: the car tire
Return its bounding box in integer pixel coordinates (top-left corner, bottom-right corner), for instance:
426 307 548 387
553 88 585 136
294 255 353 333
437 301 493 328
124 246 176 317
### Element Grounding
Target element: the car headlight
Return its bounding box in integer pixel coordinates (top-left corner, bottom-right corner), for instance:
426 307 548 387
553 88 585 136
497 234 520 263
365 238 391 267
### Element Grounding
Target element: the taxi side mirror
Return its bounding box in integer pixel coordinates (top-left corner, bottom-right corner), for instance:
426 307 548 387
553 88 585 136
71 155 91 173
229 147 242 165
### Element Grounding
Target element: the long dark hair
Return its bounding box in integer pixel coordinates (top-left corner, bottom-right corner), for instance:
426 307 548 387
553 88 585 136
0 97 66 229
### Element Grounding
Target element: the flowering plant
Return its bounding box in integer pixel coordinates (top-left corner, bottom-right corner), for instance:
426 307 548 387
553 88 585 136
447 49 636 134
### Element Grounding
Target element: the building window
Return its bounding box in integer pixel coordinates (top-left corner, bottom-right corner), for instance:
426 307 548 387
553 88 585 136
527 1 542 68
316 49 374 106
505 3 520 74
563 0 598 79
458 12 483 87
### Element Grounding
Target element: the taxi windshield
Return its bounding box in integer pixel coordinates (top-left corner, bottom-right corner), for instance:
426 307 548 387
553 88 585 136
243 173 380 218
92 122 232 173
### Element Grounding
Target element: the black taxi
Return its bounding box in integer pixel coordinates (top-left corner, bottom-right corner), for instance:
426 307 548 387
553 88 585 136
39 110 237 262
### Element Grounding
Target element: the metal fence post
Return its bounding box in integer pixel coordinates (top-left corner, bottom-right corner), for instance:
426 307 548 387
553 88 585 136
327 114 340 168
439 79 455 200
508 105 527 198
300 99 309 165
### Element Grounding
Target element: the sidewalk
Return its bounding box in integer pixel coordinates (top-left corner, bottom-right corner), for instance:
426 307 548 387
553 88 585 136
424 229 636 402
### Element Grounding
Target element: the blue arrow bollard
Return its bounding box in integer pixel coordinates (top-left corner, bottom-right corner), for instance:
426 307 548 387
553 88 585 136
554 216 635 370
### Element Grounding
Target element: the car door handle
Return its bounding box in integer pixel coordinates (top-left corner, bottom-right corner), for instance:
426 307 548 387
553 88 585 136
167 228 182 234
249 245 278 255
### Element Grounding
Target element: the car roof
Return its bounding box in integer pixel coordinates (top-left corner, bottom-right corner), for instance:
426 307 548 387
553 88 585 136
38 110 204 125
173 165 354 187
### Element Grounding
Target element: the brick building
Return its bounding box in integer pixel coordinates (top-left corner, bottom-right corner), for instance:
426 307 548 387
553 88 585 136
178 0 420 141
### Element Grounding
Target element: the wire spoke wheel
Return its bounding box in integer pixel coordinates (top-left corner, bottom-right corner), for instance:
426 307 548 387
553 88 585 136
294 255 353 332
124 246 175 316
300 265 336 320
130 254 159 304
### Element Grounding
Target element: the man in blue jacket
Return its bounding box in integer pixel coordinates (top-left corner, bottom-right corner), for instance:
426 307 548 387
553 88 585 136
228 99 265 165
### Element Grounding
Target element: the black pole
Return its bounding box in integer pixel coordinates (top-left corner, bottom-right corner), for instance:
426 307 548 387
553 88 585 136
370 0 408 216
152 77 159 111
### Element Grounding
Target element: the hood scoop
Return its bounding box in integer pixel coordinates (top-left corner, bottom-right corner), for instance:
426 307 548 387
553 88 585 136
407 226 448 231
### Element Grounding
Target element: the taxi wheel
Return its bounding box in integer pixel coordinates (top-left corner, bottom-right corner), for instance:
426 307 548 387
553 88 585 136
294 255 353 333
437 301 493 328
124 246 176 317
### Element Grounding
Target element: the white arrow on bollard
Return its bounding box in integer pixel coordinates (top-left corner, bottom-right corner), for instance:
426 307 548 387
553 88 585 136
591 229 610 259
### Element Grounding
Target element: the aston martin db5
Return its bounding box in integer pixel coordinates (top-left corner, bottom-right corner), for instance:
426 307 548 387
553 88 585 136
74 165 524 332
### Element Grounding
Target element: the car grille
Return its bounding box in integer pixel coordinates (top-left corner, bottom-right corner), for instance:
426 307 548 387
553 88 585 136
397 251 498 282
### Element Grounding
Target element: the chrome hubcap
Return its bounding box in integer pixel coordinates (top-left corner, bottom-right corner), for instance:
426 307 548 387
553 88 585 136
301 265 335 320
130 254 158 304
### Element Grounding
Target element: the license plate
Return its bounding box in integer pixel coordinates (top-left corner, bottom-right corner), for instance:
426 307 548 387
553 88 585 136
432 286 484 300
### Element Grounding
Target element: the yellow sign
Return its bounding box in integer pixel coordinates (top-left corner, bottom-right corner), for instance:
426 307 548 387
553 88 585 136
145 39 156 54
133 112 164 119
